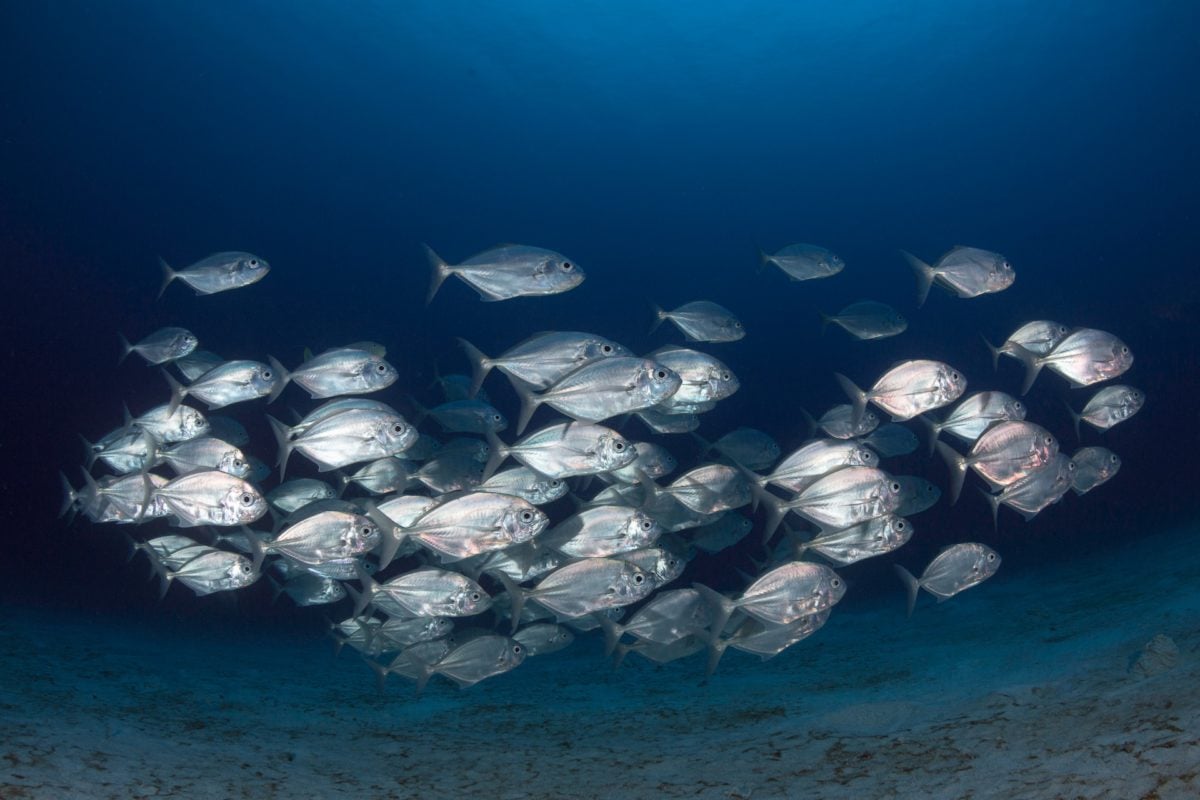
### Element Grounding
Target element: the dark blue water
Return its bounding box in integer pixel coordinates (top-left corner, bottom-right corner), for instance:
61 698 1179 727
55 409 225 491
3 0 1198 641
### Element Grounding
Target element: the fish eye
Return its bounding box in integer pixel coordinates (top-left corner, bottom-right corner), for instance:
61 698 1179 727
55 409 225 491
987 553 997 562
896 521 906 531
375 364 387 373
640 520 653 531
361 525 373 536
1121 346 1129 354
601 344 613 354
470 592 481 602
1110 455 1119 463
720 371 731 381
249 258 258 266
561 262 573 271
633 573 645 584
613 441 626 451
1014 402 1024 411
1044 435 1053 444
512 644 523 654
549 479 562 487
240 493 254 505
890 482 901 492
493 414 503 421
655 370 668 380
831 578 842 589
233 459 244 468
733 321 743 328
520 510 534 522
262 370 273 380
392 423 405 434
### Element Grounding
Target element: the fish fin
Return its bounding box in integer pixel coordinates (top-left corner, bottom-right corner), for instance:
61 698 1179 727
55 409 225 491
612 641 630 670
120 402 135 433
919 414 942 457
422 243 454 305
456 338 493 398
935 441 969 505
78 433 100 471
649 303 667 334
242 527 267 574
495 572 528 635
755 245 771 275
978 487 1001 532
510 377 542 436
980 334 1002 371
689 430 713 457
409 397 430 427
900 250 935 308
117 333 134 365
798 406 817 439
266 415 294 481
482 428 510 482
156 256 177 300
691 583 738 649
351 562 378 619
1009 344 1044 396
58 471 78 520
162 369 187 417
1063 400 1082 440
894 564 920 618
758 490 788 545
363 502 406 570
834 373 869 427
266 355 290 403
265 574 286 606
818 310 833 337
594 613 625 658
361 656 391 695
705 637 732 679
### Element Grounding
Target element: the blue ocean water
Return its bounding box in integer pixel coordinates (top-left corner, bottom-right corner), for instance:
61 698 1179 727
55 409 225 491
2 2 1199 796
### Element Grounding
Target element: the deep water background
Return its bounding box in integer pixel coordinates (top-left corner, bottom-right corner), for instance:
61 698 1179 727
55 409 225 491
2 0 1198 636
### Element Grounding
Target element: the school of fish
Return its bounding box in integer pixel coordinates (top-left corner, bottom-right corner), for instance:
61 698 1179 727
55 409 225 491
60 243 1142 692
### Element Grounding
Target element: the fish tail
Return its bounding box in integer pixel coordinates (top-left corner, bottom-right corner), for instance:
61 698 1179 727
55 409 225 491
119 530 141 566
422 243 453 305
900 249 936 307
648 303 667 334
510 376 542 436
979 334 1002 371
834 372 869 427
798 406 817 439
117 332 134 365
408 396 430 427
894 564 921 618
241 526 267 574
1063 399 1082 440
482 428 510 482
935 441 969 505
163 369 187 417
456 337 493 398
689 430 713 457
594 613 625 658
120 402 135 433
978 487 1001 532
495 572 528 635
265 574 286 606
58 471 78 521
759 491 788 545
362 501 406 571
705 637 732 680
350 562 378 619
691 582 738 650
920 414 942 456
361 656 391 695
755 245 771 275
818 310 833 337
266 415 294 482
612 641 631 670
78 433 100 471
1007 344 1044 395
143 548 172 600
266 355 290 403
156 256 177 300
79 468 109 519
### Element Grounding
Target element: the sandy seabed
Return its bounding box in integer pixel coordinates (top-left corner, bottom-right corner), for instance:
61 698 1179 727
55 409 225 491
3 523 1198 800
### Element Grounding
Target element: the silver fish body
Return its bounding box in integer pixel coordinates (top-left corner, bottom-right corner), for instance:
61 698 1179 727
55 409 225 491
903 246 1014 306
271 407 417 479
784 466 903 530
543 506 662 558
272 348 398 400
516 356 681 434
895 543 1000 615
407 492 548 560
168 360 280 412
760 243 844 281
760 439 878 494
1071 385 1144 434
152 470 268 527
459 331 631 395
488 421 637 479
794 514 912 566
265 510 380 565
837 360 966 423
161 437 249 478
653 300 745 343
119 327 198 365
1070 447 1121 495
821 301 906 340
158 251 270 297
425 243 584 303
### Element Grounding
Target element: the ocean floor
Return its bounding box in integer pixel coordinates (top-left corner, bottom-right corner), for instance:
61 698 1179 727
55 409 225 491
3 522 1199 800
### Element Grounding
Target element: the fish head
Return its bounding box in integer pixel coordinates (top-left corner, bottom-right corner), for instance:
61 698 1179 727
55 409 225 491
971 546 1002 580
501 640 528 670
720 315 746 341
454 583 493 615
226 555 258 588
1122 388 1145 417
706 365 740 400
223 483 268 524
592 431 638 472
880 516 914 548
626 510 662 548
850 444 878 468
1005 398 1027 421
484 408 509 433
502 502 549 544
1031 430 1059 469
580 337 632 363
635 360 684 405
1102 451 1122 479
1104 339 1134 377
359 357 399 392
251 362 281 396
528 477 568 505
648 550 686 585
178 407 211 439
233 253 270 282
986 255 1016 291
426 618 454 640
217 449 252 479
826 253 846 275
534 254 585 291
171 331 200 359
343 516 381 555
378 416 419 454
612 563 654 604
938 366 968 404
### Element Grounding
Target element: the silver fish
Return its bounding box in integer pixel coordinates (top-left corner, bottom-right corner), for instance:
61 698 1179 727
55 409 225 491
414 451 485 494
415 635 526 691
814 404 879 439
152 470 268 527
503 557 654 626
924 391 1025 452
696 428 780 470
707 609 831 676
513 356 681 434
1067 385 1144 436
937 421 1059 503
356 567 492 619
118 327 198 365
1071 447 1121 495
166 360 280 414
648 346 740 405
161 437 250 478
161 550 258 596
130 404 210 444
652 300 745 343
269 348 398 401
781 466 903 531
895 543 1000 616
687 513 753 554
418 399 508 434
513 623 574 656
902 246 1014 307
597 588 711 655
614 547 687 589
459 332 631 396
289 398 398 437
267 479 337 513
424 243 584 303
342 458 416 495
206 415 249 447
793 514 912 566
820 301 907 340
635 408 702 434
477 467 567 506
757 439 878 494
983 320 1071 368
837 360 966 423
759 243 844 281
1014 328 1134 395
543 506 662 558
981 453 1075 527
174 349 226 381
269 406 417 479
259 510 379 565
274 572 347 607
646 463 752 515
694 561 845 632
893 475 941 516
407 492 548 560
82 428 161 475
485 422 636 480
858 423 919 457
158 251 270 298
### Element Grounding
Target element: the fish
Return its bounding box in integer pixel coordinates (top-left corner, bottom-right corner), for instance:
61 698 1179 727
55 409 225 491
161 437 250 478
477 467 568 506
416 399 508 434
694 561 845 636
836 360 966 423
253 510 379 566
424 243 584 303
151 470 268 527
1065 385 1144 436
858 423 919 457
156 549 259 597
756 439 878 494
206 415 249 447
758 243 844 281
354 566 492 619
414 635 526 692
982 321 1071 369
936 421 1059 503
129 404 210 444
980 453 1075 527
595 588 712 655
923 390 1026 453
269 406 417 480
341 458 416 495
893 475 942 516
1070 447 1121 495
813 404 880 439
695 428 780 470
500 558 654 628
542 505 662 558
118 327 198 365
901 246 1015 307
268 348 398 401
895 543 1001 616
1012 328 1134 394
820 301 907 340
158 251 270 298
81 428 161 475
607 442 677 484
458 332 632 396
634 408 701 434
267 479 337 513
513 623 575 656
648 346 740 406
643 463 753 515
405 492 548 561
792 514 912 566
687 513 753 554
511 356 681 434
174 350 226 381
271 571 347 607
779 466 903 533
651 300 745 343
485 422 637 480
706 610 831 677
165 360 280 414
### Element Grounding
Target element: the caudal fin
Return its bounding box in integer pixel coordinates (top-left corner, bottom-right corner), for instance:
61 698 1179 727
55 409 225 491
691 583 739 651
900 250 936 308
1063 400 1083 440
163 369 187 417
482 428 511 482
510 377 542 436
496 572 529 635
266 415 295 481
266 355 290 403
818 310 834 337
935 441 970 505
834 372 869 427
978 487 1002 532
156 257 177 300
980 334 1003 371
920 414 943 456
117 333 134 365
649 303 667 334
422 243 454 305
457 338 494 398
894 564 921 618
1009 344 1044 396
